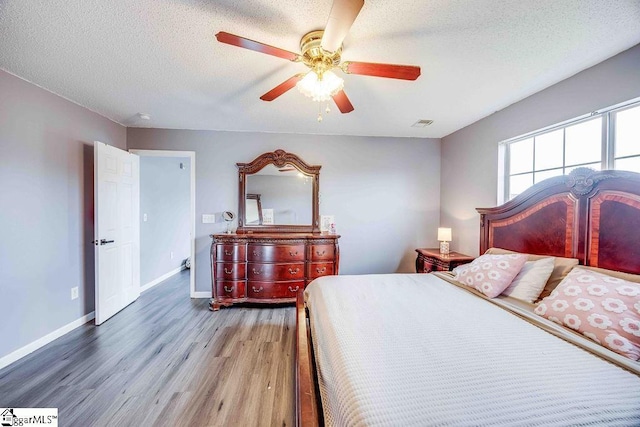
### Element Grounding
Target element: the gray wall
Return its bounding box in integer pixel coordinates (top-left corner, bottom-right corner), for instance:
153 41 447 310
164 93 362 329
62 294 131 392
441 44 640 257
0 69 126 360
140 156 190 285
127 129 442 292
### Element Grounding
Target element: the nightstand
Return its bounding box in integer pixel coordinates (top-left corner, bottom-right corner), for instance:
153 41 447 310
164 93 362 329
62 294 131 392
415 248 474 273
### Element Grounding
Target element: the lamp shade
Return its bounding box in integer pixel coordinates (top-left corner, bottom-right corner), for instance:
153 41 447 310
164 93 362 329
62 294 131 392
296 70 344 102
437 227 452 242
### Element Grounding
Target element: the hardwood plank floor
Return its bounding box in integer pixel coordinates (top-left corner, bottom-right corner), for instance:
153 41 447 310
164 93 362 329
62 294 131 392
0 271 296 427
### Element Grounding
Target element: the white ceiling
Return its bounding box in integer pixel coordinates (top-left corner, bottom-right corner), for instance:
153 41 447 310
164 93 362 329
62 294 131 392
1 0 639 138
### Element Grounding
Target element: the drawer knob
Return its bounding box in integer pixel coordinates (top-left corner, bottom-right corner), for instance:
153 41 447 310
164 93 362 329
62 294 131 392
224 249 233 256
316 250 325 256
288 267 300 275
253 250 260 257
316 266 326 274
223 285 234 293
224 267 233 275
289 250 298 257
288 285 300 293
252 268 262 275
252 286 264 293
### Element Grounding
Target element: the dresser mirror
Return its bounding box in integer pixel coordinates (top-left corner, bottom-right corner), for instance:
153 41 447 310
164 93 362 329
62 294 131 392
237 149 321 233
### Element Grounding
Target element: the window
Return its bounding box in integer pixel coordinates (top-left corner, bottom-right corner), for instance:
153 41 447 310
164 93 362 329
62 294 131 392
501 100 640 202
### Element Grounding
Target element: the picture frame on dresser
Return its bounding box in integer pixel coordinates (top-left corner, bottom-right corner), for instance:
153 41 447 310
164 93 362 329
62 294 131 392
210 149 340 311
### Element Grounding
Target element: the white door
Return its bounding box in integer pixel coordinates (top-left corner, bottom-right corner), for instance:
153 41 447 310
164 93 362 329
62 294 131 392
94 141 140 325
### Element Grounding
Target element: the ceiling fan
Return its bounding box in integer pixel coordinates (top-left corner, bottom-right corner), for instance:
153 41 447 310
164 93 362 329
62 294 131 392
215 0 421 119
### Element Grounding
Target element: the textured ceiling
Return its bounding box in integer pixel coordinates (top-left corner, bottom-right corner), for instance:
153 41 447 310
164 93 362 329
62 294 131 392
1 0 639 138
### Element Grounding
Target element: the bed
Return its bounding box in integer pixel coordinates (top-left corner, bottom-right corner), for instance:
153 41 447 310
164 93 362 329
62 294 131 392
295 168 640 426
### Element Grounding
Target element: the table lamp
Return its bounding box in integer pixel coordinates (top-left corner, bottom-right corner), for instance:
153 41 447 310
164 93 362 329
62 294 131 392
438 227 452 255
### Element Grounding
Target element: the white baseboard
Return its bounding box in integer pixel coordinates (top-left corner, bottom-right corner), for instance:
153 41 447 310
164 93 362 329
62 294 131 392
191 291 211 299
141 266 185 293
0 311 95 371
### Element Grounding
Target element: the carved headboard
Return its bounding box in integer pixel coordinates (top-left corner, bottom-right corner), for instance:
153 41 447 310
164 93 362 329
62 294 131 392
477 168 640 274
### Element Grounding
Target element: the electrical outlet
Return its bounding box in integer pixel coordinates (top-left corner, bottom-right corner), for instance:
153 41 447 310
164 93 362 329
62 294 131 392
170 251 174 259
143 213 148 222
71 287 79 300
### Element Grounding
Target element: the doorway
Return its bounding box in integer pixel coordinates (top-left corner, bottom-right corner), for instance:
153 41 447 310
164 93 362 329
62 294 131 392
129 150 196 297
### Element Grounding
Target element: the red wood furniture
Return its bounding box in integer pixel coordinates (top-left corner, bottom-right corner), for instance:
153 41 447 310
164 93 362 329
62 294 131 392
296 167 640 426
477 168 640 272
415 248 474 273
210 149 340 311
210 233 339 311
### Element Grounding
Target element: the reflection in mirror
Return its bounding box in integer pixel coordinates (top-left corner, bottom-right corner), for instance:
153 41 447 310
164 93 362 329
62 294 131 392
245 164 312 225
245 194 262 225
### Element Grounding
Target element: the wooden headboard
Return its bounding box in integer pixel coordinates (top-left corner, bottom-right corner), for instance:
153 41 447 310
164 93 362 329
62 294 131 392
477 168 640 274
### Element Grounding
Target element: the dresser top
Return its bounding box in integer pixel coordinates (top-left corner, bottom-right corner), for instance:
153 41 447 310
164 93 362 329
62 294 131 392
211 232 340 241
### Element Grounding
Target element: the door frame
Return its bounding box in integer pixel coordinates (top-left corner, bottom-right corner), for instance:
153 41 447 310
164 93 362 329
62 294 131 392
130 149 197 298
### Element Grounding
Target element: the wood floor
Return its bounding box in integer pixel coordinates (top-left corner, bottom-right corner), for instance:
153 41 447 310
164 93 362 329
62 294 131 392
0 271 296 427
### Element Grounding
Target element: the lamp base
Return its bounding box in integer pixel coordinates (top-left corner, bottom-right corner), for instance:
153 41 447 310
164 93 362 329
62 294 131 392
439 241 450 255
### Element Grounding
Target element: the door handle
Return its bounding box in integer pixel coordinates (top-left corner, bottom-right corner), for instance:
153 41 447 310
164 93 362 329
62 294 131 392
94 239 114 246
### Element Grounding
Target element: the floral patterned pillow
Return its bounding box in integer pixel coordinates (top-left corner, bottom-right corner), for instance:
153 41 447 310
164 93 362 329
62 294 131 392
453 253 528 298
534 267 640 360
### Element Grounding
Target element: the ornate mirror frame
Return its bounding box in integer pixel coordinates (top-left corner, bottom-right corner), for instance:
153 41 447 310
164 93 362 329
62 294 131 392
237 149 321 234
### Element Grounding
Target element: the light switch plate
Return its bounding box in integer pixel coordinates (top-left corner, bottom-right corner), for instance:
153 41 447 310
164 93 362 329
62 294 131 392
202 214 216 223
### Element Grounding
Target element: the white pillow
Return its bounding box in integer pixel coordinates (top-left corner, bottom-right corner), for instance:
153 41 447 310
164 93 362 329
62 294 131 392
501 257 555 303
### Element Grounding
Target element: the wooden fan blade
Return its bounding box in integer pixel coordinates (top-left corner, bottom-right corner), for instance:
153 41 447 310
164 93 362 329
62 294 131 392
216 32 300 62
332 90 354 113
321 0 365 53
260 74 305 101
343 61 421 80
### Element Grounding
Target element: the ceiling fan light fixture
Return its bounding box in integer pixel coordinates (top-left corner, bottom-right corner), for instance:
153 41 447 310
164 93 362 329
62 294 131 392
296 70 344 102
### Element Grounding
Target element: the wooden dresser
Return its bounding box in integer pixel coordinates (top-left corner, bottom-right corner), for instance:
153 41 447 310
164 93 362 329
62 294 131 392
210 233 340 310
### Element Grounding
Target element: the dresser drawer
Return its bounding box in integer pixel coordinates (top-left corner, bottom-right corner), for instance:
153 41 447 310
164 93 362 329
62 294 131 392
247 281 304 299
247 244 305 262
215 262 246 280
216 280 246 299
309 244 335 261
216 244 246 262
307 262 335 279
247 262 304 280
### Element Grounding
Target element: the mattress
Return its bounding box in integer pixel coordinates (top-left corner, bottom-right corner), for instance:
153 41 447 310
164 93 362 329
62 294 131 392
305 273 640 426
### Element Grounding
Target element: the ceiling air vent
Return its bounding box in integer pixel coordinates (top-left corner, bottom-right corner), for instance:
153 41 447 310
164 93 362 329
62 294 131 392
411 119 434 128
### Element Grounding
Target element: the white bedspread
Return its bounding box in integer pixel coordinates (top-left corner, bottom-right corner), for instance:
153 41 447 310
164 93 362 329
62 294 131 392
305 273 640 426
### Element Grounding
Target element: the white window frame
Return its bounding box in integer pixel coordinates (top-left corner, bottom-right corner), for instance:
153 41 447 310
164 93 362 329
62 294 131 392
498 97 640 204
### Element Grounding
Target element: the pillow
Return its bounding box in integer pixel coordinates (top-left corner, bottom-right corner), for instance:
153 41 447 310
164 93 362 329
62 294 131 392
453 253 527 298
485 248 579 299
501 257 555 303
534 267 640 360
580 266 640 284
